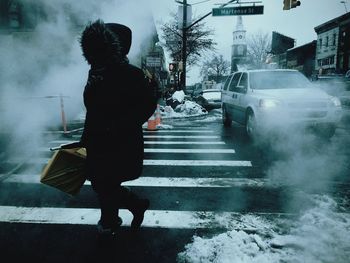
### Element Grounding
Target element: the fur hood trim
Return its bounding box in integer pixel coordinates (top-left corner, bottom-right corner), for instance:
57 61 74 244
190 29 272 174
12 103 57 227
80 19 128 66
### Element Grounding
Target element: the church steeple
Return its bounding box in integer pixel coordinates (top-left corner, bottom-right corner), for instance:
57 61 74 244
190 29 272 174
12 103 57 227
236 16 244 31
231 16 247 72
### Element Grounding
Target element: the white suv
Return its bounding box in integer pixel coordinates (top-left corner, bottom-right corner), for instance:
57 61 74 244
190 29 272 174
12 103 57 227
221 69 342 139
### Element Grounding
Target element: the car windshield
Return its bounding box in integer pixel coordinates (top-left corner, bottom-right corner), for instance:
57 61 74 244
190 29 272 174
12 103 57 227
250 71 311 90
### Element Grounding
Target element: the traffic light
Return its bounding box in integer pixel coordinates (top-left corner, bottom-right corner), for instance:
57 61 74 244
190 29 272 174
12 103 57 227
283 0 291 10
169 62 177 72
291 0 301 8
283 0 301 10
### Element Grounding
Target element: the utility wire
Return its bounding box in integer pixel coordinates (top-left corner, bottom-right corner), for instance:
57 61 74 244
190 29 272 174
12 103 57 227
191 0 213 5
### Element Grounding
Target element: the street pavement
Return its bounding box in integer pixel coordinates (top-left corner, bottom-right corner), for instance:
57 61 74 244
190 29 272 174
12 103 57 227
0 112 349 263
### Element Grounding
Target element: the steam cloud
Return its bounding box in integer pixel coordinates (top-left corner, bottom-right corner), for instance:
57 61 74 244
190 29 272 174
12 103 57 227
0 0 155 162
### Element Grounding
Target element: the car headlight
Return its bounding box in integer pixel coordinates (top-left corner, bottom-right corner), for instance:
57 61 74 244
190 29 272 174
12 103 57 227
259 99 281 108
330 96 341 107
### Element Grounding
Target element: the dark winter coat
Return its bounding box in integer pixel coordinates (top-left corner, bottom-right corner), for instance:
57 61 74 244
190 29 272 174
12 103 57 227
79 20 157 186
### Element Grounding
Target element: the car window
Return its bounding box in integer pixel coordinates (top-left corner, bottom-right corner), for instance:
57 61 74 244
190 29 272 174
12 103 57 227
229 72 242 91
235 73 247 93
223 75 233 91
250 71 310 89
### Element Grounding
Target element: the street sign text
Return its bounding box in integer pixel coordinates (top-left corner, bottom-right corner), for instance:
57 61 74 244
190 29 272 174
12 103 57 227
212 5 264 16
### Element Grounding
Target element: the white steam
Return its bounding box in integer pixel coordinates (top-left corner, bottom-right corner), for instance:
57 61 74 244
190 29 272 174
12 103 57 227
0 0 156 160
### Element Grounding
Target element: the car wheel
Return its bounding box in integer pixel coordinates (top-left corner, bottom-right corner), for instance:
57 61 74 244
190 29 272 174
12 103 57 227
245 111 257 140
222 105 232 127
318 124 336 139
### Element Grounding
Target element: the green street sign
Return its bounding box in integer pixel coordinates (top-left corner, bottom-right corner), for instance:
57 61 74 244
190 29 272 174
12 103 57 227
212 5 264 16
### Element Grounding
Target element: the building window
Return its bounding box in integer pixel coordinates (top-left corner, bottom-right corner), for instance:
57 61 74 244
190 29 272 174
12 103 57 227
325 36 329 47
339 56 344 70
9 2 20 28
324 57 329 65
333 33 336 46
320 56 335 66
319 38 323 48
237 45 244 56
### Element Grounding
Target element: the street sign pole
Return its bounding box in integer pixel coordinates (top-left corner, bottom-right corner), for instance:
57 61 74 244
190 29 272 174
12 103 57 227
176 0 238 90
176 0 263 89
181 0 187 90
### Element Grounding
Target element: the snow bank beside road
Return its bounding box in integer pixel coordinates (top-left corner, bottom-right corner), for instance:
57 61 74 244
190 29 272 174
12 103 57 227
177 195 350 263
161 101 207 119
162 90 208 119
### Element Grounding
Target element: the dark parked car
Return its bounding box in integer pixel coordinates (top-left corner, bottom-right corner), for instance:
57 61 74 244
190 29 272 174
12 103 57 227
338 90 350 110
313 74 350 96
193 89 222 111
312 74 350 115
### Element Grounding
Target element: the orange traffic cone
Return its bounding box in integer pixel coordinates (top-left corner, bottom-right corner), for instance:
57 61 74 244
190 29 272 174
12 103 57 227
147 111 157 131
155 104 161 126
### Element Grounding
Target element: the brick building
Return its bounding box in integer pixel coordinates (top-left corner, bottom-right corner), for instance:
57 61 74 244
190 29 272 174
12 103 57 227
314 12 350 75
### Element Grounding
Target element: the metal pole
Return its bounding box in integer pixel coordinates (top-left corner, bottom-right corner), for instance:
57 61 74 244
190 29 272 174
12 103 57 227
185 0 237 30
60 94 67 134
181 0 188 90
341 1 348 12
178 0 238 89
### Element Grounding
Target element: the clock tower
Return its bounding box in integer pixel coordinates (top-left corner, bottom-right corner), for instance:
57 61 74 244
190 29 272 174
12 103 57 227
231 16 247 72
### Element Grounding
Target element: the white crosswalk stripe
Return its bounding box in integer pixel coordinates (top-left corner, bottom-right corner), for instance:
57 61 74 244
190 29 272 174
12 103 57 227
143 130 214 133
39 148 234 154
144 159 252 166
143 135 220 139
4 174 267 187
8 158 252 167
0 206 294 229
144 141 225 145
5 174 347 188
48 140 226 145
144 148 235 153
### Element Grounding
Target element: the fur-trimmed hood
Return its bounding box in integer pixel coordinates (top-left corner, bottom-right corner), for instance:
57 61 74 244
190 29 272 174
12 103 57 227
80 19 132 66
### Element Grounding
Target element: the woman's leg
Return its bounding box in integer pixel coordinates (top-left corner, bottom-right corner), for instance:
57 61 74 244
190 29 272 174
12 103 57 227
119 186 150 229
91 178 122 233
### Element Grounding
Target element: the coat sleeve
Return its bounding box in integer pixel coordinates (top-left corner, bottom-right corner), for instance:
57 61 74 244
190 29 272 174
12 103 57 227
138 72 158 124
79 79 92 147
79 111 89 147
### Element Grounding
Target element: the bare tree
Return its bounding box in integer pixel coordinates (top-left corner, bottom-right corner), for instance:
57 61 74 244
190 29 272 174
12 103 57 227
159 12 216 68
200 54 230 82
246 30 271 69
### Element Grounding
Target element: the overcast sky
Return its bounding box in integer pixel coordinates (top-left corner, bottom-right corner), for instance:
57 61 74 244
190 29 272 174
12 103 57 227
149 0 348 85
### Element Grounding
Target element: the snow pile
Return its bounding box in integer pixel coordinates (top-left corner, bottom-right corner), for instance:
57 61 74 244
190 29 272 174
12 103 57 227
179 230 288 263
195 108 222 123
177 195 350 263
78 90 208 123
270 195 350 263
161 101 207 119
172 90 186 103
